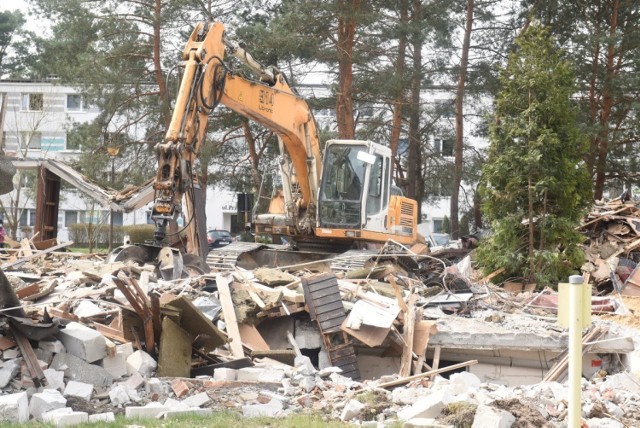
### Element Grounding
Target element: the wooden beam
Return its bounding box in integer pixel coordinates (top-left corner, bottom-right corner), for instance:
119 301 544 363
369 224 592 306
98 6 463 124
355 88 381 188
216 274 244 358
380 360 479 389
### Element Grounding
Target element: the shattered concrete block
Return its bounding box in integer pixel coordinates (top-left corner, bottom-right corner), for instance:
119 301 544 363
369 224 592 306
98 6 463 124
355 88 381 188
50 352 113 387
63 380 93 401
74 300 104 318
237 367 285 383
164 408 213 419
0 359 21 388
471 404 516 428
122 372 146 390
57 322 107 363
213 368 237 381
109 385 130 406
182 392 211 408
294 355 317 376
0 391 29 423
294 319 323 349
125 402 168 419
299 376 316 393
146 378 165 395
242 399 284 418
101 351 127 379
117 342 135 360
126 350 157 377
29 389 67 420
340 399 366 422
397 390 453 421
89 412 115 422
448 371 482 395
42 407 88 427
163 398 189 410
403 418 445 427
43 369 65 391
584 417 625 428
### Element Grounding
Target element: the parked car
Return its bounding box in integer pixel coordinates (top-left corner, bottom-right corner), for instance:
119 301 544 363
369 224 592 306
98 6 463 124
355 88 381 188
207 229 234 249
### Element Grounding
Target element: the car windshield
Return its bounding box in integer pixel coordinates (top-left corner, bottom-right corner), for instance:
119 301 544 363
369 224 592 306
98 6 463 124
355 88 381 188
209 230 231 238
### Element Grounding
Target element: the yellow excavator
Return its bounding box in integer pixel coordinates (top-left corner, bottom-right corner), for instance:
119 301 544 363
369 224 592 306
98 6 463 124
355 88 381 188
110 21 419 276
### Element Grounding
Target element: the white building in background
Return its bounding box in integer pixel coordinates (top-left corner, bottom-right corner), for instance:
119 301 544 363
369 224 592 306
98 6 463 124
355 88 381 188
0 78 489 243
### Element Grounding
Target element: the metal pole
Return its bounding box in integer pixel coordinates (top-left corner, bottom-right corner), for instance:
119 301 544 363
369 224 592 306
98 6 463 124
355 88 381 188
568 274 584 428
108 156 115 252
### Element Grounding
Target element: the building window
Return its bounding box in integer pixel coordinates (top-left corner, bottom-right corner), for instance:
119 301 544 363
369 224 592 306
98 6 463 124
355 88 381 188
66 94 82 111
21 93 44 111
112 212 123 226
432 219 444 233
433 138 454 157
65 211 79 227
19 209 35 227
20 132 42 150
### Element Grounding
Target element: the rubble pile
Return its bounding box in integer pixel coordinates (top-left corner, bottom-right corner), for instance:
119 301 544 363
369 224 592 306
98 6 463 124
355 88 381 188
0 235 638 427
579 199 640 296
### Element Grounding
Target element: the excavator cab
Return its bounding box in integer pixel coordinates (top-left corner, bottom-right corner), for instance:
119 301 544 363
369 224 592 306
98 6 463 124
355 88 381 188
317 140 393 235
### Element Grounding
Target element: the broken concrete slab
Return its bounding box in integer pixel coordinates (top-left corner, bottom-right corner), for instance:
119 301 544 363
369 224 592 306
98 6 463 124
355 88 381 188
340 399 365 422
63 380 93 401
50 352 113 387
125 402 168 419
42 407 89 427
29 389 67 420
157 317 191 378
242 398 284 418
237 367 286 383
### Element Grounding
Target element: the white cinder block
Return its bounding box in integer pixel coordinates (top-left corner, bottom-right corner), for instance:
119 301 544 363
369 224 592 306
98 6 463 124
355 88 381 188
57 322 106 363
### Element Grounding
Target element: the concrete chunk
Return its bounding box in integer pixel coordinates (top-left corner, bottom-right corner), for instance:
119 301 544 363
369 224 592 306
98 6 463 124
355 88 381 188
126 350 157 377
43 368 65 391
50 352 113 387
213 368 237 381
242 399 284 418
237 367 285 383
63 380 93 401
74 300 104 318
182 392 211 408
39 339 65 354
397 390 453 421
0 391 29 423
57 322 107 363
89 412 115 422
109 385 131 406
42 408 89 427
102 351 127 379
0 359 21 388
29 389 67 420
340 399 366 422
471 404 516 428
125 402 168 419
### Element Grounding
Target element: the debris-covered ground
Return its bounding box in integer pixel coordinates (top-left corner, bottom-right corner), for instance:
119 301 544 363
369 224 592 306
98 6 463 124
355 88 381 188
0 201 639 427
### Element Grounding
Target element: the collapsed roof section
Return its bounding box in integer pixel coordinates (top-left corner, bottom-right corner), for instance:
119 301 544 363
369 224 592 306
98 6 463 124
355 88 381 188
8 158 154 242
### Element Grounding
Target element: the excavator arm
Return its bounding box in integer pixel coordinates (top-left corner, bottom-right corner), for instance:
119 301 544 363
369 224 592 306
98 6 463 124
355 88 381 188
152 22 322 258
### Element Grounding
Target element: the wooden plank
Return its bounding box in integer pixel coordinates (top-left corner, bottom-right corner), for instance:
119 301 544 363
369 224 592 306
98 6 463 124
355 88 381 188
399 293 417 377
216 274 244 358
11 326 45 387
238 323 270 352
380 360 479 389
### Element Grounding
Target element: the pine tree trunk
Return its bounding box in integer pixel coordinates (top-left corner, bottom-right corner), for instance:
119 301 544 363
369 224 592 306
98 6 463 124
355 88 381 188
153 0 170 128
389 0 408 177
451 0 473 239
336 0 359 139
407 0 423 218
593 0 618 200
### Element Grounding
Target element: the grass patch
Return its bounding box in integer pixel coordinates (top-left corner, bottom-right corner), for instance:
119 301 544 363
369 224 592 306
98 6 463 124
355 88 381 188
4 411 353 428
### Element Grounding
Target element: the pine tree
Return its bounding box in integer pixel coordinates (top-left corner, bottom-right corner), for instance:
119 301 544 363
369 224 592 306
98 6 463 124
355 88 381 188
477 24 591 288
